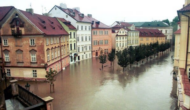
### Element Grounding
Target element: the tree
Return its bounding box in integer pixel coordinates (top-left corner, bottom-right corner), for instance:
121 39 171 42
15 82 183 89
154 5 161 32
162 19 170 26
116 49 129 72
108 49 115 66
99 50 107 69
128 46 135 68
45 68 57 93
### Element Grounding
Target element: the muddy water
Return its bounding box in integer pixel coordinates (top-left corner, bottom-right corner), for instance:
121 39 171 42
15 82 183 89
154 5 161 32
18 52 176 110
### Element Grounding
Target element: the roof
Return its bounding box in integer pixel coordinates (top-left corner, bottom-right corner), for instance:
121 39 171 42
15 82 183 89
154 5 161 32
128 22 169 27
57 6 91 23
57 18 76 30
136 28 165 37
86 17 111 29
0 6 14 21
20 10 68 36
178 4 190 12
112 21 132 29
174 29 181 34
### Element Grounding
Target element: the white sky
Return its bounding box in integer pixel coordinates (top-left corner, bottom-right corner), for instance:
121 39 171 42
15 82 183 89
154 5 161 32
1 0 184 25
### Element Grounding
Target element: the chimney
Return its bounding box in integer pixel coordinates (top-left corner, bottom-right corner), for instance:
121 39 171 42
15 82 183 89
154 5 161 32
88 14 92 17
26 8 34 15
60 3 67 9
96 21 100 27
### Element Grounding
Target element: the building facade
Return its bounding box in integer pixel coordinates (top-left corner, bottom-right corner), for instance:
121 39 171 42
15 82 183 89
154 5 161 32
175 0 190 109
0 7 69 80
136 29 166 45
112 22 139 51
57 18 77 64
49 4 92 61
87 15 112 57
129 21 173 43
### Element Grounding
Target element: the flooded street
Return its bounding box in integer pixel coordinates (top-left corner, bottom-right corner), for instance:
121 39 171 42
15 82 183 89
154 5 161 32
18 52 176 110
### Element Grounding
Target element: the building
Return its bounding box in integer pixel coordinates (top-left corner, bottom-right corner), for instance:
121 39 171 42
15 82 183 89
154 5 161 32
57 18 77 64
87 15 112 57
128 21 173 43
136 28 166 45
49 4 92 61
174 24 180 68
0 6 69 80
112 21 139 51
175 0 190 109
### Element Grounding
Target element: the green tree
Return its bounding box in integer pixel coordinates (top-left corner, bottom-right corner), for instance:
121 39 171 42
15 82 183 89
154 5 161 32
162 19 170 26
128 46 135 68
108 49 115 66
99 50 107 69
46 68 57 93
116 49 129 72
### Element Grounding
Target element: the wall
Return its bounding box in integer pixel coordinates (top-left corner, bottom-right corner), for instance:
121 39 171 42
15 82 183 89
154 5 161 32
139 36 165 45
174 34 180 67
92 28 112 57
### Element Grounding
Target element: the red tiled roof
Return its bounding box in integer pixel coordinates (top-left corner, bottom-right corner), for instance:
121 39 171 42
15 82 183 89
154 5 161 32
57 18 76 30
86 17 111 29
179 68 190 97
0 6 14 21
57 6 91 23
178 4 190 12
174 29 181 34
20 10 68 36
112 21 132 29
136 28 165 37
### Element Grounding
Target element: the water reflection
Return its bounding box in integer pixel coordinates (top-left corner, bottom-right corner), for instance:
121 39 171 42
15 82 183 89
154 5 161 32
17 52 175 110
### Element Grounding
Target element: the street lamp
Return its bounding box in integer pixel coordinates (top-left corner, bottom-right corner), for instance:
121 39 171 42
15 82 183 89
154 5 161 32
25 82 30 91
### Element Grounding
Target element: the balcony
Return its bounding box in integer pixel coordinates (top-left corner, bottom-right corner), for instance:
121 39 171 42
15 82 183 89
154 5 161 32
12 30 22 38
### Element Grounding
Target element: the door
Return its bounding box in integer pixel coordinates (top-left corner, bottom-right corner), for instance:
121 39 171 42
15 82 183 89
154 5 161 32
96 52 98 56
78 56 80 61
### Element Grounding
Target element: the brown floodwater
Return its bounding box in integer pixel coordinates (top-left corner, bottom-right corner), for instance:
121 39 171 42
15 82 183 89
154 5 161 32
18 52 177 110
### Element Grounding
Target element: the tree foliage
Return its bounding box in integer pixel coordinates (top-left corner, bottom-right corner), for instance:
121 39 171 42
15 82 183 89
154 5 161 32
116 49 129 72
45 68 57 84
162 19 170 26
99 50 107 69
108 49 115 66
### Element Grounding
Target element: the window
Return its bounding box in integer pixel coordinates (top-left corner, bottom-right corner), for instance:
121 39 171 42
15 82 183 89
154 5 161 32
89 26 91 30
82 47 84 51
141 38 143 41
104 49 108 54
51 49 54 59
78 47 80 52
51 38 53 44
7 69 11 76
89 36 91 41
81 26 83 30
77 37 79 41
77 25 79 30
4 50 9 62
81 36 83 41
86 54 87 58
55 48 57 58
85 26 87 30
61 47 63 56
89 46 91 50
73 32 75 38
54 38 56 44
47 50 50 61
94 40 98 45
33 70 37 77
93 31 96 35
99 40 103 45
57 37 59 43
64 47 66 55
70 32 72 38
104 40 108 45
146 38 149 41
70 44 72 50
74 43 76 50
31 51 36 62
57 47 60 57
46 38 49 45
16 50 23 62
30 38 35 46
85 36 87 41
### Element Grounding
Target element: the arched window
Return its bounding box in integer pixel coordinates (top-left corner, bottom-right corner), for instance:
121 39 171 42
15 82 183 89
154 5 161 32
30 49 37 62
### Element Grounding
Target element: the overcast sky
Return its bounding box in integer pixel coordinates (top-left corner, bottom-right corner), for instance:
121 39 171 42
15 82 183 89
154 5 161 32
1 0 184 25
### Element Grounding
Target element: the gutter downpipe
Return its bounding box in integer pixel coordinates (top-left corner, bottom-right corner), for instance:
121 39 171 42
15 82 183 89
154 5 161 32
182 13 190 73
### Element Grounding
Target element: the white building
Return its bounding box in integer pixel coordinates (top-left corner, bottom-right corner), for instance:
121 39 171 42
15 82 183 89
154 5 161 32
49 3 92 61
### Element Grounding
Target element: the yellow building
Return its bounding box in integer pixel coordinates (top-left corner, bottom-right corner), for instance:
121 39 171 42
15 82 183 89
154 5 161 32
175 0 190 109
136 28 166 45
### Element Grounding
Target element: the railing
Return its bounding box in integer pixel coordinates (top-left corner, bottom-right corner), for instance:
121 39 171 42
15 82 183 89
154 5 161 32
4 85 47 110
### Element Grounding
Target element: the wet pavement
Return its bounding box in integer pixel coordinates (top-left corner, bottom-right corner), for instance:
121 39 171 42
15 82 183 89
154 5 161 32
18 51 176 110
